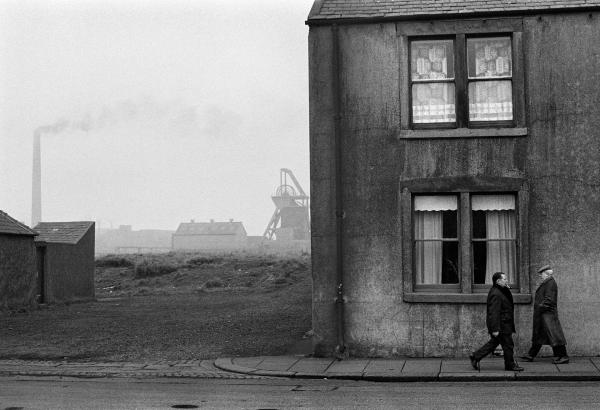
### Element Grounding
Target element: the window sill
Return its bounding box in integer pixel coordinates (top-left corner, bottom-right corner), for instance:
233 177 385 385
403 292 532 304
398 127 528 140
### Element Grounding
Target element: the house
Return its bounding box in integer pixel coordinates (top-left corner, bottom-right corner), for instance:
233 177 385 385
96 225 173 254
172 219 247 250
306 0 600 357
34 221 95 304
0 211 38 309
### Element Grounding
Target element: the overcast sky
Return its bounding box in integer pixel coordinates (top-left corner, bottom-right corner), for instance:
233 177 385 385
0 0 313 235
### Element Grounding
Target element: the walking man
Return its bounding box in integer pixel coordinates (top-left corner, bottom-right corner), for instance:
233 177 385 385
521 265 569 364
470 271 524 371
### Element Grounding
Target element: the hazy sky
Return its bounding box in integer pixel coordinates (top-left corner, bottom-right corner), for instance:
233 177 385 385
0 0 313 235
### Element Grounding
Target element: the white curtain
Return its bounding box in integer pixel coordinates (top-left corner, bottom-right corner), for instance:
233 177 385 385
472 194 515 211
414 211 442 284
415 195 457 211
485 210 516 283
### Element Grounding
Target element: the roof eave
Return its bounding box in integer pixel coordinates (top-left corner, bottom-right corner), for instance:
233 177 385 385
0 231 38 237
305 6 600 26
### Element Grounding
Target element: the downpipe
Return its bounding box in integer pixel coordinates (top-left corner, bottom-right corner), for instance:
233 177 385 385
332 24 347 360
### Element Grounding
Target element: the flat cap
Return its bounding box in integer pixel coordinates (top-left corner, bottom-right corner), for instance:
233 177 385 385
537 264 552 273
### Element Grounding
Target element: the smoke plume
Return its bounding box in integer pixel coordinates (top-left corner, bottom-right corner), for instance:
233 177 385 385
34 96 242 139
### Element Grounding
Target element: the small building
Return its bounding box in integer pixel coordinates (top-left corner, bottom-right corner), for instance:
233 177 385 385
0 211 38 309
34 221 95 304
307 0 600 357
172 219 247 250
96 225 174 254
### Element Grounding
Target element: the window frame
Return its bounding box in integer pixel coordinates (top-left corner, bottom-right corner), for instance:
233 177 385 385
465 34 515 127
470 195 518 290
413 194 461 290
409 36 457 129
398 18 527 139
400 176 531 304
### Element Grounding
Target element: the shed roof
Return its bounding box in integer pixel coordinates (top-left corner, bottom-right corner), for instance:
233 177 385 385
0 211 38 236
174 221 247 236
307 0 600 23
34 221 95 244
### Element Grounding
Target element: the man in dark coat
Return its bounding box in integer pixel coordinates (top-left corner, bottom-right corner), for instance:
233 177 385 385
470 271 524 371
521 265 569 364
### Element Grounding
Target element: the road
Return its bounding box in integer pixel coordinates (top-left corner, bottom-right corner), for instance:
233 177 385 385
1 377 600 409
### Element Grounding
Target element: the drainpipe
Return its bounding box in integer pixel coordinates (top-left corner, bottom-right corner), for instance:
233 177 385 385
332 23 346 358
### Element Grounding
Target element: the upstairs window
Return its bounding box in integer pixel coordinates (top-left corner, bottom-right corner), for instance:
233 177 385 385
467 37 513 123
409 34 514 129
410 40 456 125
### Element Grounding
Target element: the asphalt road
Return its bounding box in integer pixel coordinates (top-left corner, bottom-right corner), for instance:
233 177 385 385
2 377 600 409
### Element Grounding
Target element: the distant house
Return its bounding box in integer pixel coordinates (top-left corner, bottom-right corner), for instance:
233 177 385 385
172 220 247 250
0 211 38 309
96 225 174 254
34 222 95 304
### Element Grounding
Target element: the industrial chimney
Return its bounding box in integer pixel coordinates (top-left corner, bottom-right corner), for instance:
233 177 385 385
31 119 69 227
31 130 42 227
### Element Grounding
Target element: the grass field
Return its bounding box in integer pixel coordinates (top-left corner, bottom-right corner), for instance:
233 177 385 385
0 251 312 362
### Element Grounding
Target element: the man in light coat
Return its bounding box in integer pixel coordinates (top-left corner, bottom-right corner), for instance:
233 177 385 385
470 271 524 371
521 265 569 364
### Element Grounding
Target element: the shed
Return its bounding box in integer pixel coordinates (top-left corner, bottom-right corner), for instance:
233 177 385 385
172 220 247 250
307 0 600 357
0 211 38 309
34 221 95 303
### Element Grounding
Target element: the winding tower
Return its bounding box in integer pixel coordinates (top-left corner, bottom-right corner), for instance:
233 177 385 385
263 168 310 241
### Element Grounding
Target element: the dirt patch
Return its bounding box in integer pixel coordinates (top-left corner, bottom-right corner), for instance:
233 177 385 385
95 251 310 297
0 251 312 362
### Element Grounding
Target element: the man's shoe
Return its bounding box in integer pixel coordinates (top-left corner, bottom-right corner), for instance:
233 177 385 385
469 355 480 370
520 354 534 362
506 364 524 371
553 356 570 364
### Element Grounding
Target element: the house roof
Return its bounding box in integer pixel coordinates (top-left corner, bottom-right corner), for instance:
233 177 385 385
34 221 95 244
0 211 38 236
307 0 600 24
174 221 247 236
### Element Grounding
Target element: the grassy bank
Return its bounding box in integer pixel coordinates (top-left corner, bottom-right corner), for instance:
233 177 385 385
0 251 312 362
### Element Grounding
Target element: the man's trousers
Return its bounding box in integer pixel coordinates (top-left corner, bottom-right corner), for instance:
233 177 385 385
528 343 568 358
472 333 515 369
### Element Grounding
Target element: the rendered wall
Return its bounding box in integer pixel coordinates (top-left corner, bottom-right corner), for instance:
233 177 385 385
0 235 37 309
523 13 600 355
309 12 600 357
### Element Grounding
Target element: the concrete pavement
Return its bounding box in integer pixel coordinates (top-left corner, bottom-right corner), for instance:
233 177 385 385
0 359 270 380
1 356 599 382
214 355 600 382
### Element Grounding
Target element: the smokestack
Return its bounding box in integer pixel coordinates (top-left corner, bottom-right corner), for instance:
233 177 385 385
31 119 69 227
31 130 41 227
